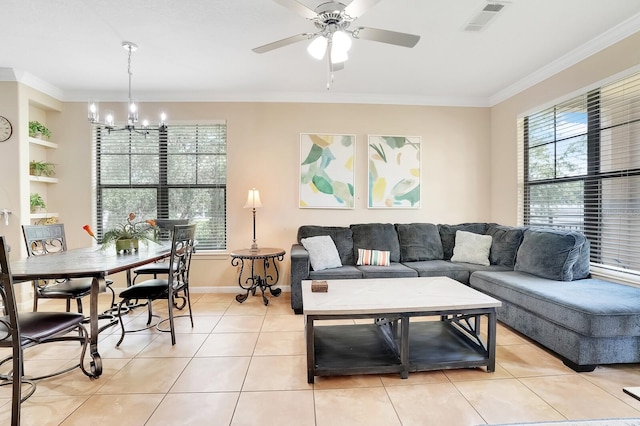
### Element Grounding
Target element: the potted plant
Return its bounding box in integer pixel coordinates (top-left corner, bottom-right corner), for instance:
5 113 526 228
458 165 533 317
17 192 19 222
30 193 46 213
96 213 157 253
29 161 56 177
28 121 52 140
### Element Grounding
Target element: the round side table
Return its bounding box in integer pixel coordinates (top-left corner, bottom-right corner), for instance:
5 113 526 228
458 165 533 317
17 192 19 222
230 247 285 305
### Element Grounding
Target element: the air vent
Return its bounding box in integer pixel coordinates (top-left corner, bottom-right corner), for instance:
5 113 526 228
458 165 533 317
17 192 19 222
464 2 508 32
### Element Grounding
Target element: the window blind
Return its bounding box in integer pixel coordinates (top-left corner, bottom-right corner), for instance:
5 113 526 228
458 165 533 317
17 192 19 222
520 71 640 275
94 123 227 250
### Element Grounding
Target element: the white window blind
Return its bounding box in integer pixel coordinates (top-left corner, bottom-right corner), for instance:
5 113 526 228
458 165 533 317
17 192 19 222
520 71 640 275
94 123 227 250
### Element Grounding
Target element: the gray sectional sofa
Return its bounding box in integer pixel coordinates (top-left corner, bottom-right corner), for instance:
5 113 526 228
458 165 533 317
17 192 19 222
290 222 640 371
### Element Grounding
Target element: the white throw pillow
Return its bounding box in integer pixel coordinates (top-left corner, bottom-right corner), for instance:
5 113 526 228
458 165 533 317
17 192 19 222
451 230 492 266
301 235 342 271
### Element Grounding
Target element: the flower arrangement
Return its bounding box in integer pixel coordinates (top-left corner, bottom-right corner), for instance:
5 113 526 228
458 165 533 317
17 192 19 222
84 213 157 252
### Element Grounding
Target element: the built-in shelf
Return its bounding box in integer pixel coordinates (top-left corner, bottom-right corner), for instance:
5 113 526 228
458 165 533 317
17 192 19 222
29 175 59 184
30 212 59 219
28 137 58 149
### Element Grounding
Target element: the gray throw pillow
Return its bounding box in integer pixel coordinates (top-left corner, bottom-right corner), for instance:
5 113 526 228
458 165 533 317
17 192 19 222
514 228 589 281
451 230 492 266
301 235 342 271
395 223 443 262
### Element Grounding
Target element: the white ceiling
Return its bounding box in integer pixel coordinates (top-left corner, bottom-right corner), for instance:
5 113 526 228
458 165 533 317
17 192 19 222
1 0 639 106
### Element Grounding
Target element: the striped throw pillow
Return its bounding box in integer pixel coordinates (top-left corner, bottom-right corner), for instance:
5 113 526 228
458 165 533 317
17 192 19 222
357 248 390 266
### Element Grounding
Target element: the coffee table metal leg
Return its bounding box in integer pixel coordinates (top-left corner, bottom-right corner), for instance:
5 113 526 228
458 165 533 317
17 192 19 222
306 316 315 383
400 316 409 379
487 310 497 372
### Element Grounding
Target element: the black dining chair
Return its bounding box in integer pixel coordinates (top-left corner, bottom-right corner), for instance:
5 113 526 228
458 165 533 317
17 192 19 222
130 219 189 285
22 224 116 313
116 223 196 346
0 235 92 426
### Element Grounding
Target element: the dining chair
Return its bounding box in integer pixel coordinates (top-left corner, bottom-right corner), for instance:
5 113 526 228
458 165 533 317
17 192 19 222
22 224 116 313
0 235 92 426
116 223 196 346
130 219 189 285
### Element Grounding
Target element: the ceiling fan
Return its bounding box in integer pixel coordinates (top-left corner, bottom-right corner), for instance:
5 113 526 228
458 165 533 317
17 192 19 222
253 0 421 86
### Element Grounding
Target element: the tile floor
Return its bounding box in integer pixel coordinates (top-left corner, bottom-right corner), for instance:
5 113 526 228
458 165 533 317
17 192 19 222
2 289 640 425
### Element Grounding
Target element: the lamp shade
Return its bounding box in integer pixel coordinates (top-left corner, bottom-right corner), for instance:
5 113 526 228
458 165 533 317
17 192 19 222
307 36 328 60
244 188 262 209
332 31 352 52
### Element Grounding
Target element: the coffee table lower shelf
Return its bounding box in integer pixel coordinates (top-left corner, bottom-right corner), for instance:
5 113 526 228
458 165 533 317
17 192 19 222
309 320 492 383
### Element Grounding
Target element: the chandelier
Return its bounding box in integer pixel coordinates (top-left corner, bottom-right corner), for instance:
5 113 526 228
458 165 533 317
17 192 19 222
87 41 166 135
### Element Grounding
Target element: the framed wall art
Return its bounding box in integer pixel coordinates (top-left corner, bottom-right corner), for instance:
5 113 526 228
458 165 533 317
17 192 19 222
299 133 355 209
368 135 421 208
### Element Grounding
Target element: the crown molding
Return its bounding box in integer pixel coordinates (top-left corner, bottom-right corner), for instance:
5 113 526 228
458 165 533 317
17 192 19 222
489 13 640 106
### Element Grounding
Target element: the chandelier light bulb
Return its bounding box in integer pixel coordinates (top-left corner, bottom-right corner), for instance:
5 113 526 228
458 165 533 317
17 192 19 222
105 112 115 127
88 100 99 123
307 36 328 60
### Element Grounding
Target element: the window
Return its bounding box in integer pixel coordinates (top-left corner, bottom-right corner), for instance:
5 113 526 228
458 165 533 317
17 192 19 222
94 123 227 250
520 71 640 275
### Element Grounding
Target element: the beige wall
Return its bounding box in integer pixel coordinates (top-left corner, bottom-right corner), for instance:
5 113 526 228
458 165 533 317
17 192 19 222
490 32 640 226
53 102 492 289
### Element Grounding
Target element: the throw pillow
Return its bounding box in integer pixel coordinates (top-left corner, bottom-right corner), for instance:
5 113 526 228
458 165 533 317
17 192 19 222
395 223 444 262
356 248 390 266
301 235 342 271
450 230 492 266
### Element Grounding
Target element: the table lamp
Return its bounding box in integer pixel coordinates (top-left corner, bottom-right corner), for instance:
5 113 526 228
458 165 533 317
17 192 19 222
244 188 262 252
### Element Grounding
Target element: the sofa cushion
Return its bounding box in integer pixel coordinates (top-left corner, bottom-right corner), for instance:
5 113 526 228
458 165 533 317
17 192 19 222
309 265 363 281
514 228 589 281
357 249 390 266
297 225 355 265
356 263 418 279
451 230 492 266
438 223 490 260
470 271 640 337
486 225 525 267
301 235 342 271
395 223 443 262
402 260 471 284
350 223 400 263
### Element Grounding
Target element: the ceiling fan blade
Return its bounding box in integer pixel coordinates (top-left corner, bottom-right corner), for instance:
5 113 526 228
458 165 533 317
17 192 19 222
272 0 317 20
352 26 420 48
252 33 313 53
343 0 383 18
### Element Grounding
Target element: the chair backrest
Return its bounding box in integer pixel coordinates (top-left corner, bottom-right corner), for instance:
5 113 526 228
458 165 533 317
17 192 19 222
22 224 68 256
0 235 23 425
0 235 19 339
168 224 197 289
154 219 189 241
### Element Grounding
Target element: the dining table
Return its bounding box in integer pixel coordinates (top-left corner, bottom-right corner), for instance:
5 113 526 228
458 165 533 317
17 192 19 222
9 241 171 378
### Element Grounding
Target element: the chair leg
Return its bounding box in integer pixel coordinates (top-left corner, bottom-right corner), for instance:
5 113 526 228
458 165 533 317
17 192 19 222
167 295 176 345
66 299 71 313
76 298 83 314
116 300 127 347
11 342 22 426
146 299 154 326
32 284 38 312
185 287 194 327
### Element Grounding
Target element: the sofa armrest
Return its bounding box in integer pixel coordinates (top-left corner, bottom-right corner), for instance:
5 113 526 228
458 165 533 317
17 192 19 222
290 243 310 314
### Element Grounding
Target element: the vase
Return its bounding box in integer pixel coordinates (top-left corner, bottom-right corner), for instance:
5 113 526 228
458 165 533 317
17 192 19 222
115 238 139 253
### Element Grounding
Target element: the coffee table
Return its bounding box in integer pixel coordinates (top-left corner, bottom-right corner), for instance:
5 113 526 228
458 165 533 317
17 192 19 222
302 277 502 383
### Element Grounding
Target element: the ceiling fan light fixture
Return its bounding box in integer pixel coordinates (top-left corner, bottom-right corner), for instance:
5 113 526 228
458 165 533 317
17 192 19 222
332 30 352 52
307 36 327 60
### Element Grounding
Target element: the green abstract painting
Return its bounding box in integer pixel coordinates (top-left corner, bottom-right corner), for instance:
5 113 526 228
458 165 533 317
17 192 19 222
368 135 421 208
300 133 355 209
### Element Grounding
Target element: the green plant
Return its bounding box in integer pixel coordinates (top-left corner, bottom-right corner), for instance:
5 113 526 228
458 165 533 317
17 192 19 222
28 121 52 139
99 213 157 248
30 193 46 213
29 160 56 177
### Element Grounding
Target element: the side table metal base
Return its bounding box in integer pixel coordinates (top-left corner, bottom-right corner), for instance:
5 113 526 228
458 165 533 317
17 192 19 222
230 247 285 306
